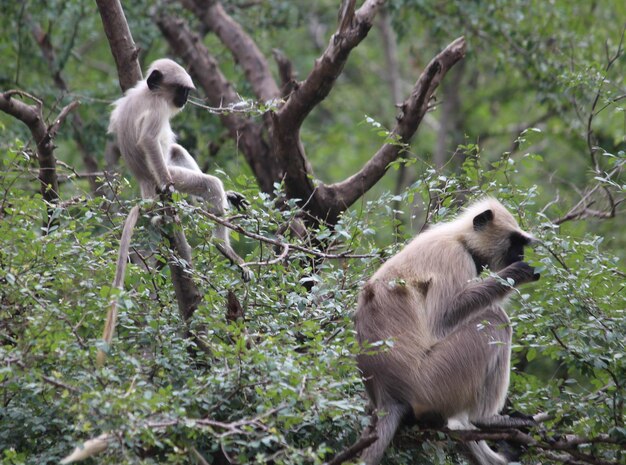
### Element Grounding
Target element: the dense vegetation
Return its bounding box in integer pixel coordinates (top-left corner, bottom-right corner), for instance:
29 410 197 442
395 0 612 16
0 1 624 464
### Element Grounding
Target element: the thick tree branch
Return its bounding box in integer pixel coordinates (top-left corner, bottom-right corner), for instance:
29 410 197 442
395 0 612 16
31 20 102 194
271 0 386 219
157 15 280 193
95 0 142 91
180 0 280 102
0 91 77 210
321 36 467 218
277 0 384 129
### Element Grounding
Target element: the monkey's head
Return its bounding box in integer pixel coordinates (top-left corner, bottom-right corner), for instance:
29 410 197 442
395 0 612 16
145 59 196 111
460 198 538 272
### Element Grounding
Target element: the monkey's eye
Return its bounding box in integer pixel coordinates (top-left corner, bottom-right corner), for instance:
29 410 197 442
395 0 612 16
173 86 191 108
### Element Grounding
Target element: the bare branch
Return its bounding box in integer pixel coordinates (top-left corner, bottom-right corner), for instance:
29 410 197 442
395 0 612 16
95 0 142 91
272 48 298 97
180 0 280 102
277 0 386 130
323 36 467 217
270 0 387 219
31 20 102 193
0 90 74 211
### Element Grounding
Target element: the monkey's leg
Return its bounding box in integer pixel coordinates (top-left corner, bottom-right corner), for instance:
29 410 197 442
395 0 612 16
168 166 252 281
360 402 410 465
414 314 512 465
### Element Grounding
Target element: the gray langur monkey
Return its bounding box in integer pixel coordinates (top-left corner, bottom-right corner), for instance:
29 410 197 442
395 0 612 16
108 58 251 279
355 198 540 465
98 59 251 365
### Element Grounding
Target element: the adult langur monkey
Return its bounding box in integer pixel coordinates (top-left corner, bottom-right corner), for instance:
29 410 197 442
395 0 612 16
98 59 251 365
355 198 540 465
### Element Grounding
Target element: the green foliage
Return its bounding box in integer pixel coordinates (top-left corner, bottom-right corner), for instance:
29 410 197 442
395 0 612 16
1 1 624 464
2 140 624 463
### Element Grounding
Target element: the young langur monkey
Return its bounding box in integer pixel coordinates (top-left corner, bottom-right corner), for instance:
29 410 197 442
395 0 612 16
355 198 540 465
98 59 251 364
108 58 250 275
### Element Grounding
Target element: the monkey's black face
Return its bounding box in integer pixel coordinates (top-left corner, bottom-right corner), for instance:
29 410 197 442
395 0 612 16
504 232 531 267
173 86 191 108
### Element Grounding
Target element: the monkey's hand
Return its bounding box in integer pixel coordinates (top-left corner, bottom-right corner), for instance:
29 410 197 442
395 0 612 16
240 265 254 282
499 261 540 286
226 190 250 211
158 181 176 200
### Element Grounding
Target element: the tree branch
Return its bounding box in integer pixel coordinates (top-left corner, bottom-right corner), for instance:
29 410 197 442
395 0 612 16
270 0 387 219
31 20 102 194
180 0 280 102
322 36 466 218
399 426 623 465
95 0 142 91
0 90 78 216
277 0 385 129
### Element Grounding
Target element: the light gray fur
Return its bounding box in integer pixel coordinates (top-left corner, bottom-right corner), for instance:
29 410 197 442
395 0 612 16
108 58 250 279
355 198 538 465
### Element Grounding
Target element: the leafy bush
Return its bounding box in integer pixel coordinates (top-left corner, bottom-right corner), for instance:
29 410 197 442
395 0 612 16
1 142 623 464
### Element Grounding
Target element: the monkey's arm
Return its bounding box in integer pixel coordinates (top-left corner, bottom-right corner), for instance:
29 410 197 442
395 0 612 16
441 261 539 330
137 120 173 193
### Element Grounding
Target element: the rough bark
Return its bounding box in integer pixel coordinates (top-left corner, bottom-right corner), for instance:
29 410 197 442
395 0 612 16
271 0 386 219
95 0 142 91
0 91 77 226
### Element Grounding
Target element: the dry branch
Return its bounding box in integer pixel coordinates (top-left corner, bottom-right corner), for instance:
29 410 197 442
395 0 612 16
180 0 280 102
322 36 466 219
95 0 142 91
31 20 102 194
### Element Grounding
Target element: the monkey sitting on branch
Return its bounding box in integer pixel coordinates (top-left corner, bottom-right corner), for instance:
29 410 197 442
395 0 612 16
108 58 250 277
355 197 540 465
99 59 251 365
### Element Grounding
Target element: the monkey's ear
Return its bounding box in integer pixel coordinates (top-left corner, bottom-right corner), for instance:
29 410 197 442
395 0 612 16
473 209 494 231
147 69 163 90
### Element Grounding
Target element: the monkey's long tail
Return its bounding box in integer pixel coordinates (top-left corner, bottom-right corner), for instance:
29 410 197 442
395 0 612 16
96 205 141 367
360 403 408 465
